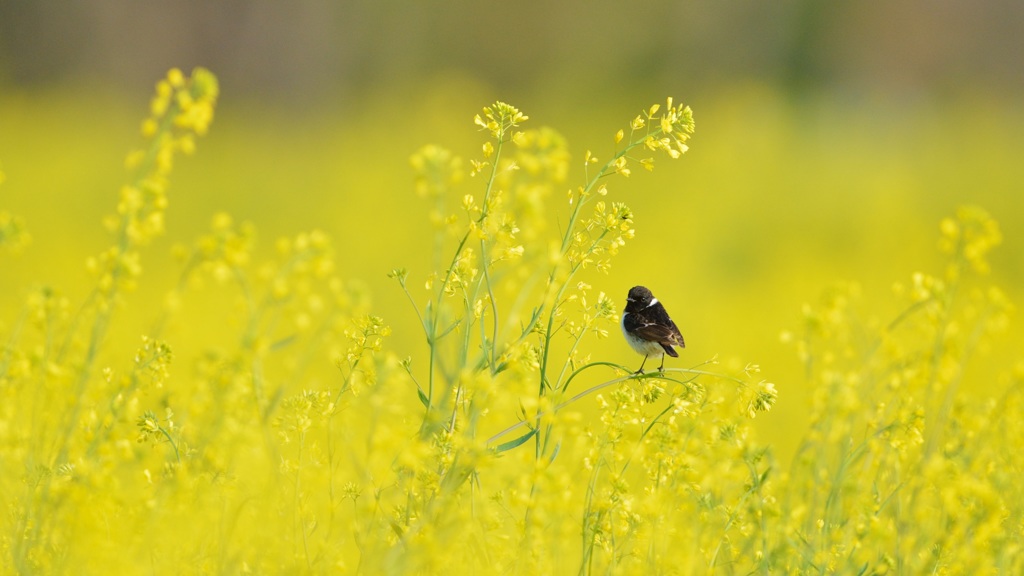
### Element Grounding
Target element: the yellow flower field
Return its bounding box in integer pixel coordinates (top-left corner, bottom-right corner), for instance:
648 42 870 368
1 68 1022 574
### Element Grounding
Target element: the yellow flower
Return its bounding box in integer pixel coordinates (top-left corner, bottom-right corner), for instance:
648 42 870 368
166 67 185 87
475 101 529 140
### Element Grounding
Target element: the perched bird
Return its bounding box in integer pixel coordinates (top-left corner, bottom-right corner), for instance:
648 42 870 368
620 285 685 373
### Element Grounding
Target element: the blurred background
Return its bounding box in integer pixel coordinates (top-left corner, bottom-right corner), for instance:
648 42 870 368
2 0 1022 461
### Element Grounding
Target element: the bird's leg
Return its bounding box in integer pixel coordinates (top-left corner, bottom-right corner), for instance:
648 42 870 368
658 354 666 372
635 355 648 374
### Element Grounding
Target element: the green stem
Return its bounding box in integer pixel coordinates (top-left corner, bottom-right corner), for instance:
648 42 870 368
533 127 670 456
489 363 728 447
159 425 181 463
420 133 508 435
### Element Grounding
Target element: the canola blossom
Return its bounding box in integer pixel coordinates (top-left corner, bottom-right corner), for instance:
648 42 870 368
0 69 1021 575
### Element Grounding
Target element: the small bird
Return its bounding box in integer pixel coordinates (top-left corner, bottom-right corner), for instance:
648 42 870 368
621 285 685 373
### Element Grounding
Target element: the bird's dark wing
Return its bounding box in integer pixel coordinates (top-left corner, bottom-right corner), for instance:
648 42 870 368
647 303 685 349
629 321 685 357
624 300 686 356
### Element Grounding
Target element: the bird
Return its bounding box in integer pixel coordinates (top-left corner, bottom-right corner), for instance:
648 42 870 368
620 285 685 373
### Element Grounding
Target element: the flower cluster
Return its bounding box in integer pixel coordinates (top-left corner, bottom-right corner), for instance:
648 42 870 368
565 200 635 273
16 84 1021 576
0 169 31 253
90 67 219 305
273 389 335 444
597 97 695 182
576 355 774 573
133 335 173 389
474 101 529 141
388 99 771 575
135 407 181 463
411 144 464 197
193 212 256 276
776 207 1020 574
0 209 30 253
939 205 1002 276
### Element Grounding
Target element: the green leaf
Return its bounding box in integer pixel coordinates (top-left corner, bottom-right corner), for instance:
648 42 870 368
269 334 297 351
435 318 463 340
548 440 561 463
493 429 536 454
